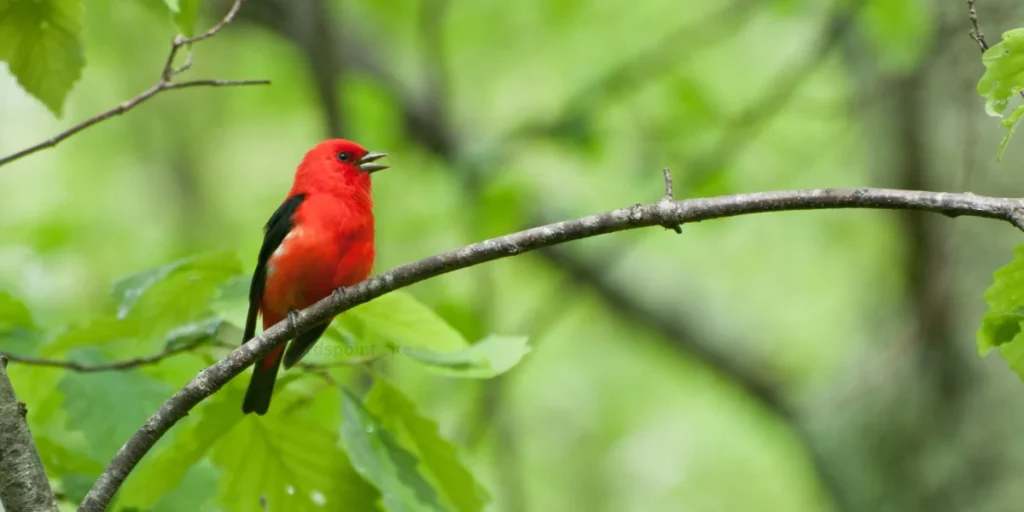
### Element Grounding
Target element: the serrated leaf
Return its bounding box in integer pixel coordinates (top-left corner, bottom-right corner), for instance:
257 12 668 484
972 244 1024 381
402 335 530 379
366 380 489 512
0 0 85 117
341 388 447 512
348 291 468 352
213 385 379 512
977 29 1024 159
978 244 1024 355
978 29 1024 108
59 353 173 462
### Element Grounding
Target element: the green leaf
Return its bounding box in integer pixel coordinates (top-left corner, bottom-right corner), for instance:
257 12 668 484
999 335 1024 381
152 460 220 512
0 290 34 332
116 385 244 510
155 0 200 37
174 0 200 36
348 291 468 352
977 29 1024 159
164 316 223 351
212 385 380 512
340 388 447 512
0 0 85 117
123 381 378 512
998 104 1024 161
366 381 489 512
35 434 104 503
40 316 136 361
59 354 173 462
402 335 530 379
978 244 1024 355
0 290 39 352
112 251 242 320
972 244 1024 380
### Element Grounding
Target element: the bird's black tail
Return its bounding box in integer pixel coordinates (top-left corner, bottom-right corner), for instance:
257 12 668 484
242 346 283 415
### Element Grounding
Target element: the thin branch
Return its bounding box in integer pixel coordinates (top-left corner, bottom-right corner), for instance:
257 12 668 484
0 358 58 512
968 0 989 52
0 0 269 169
0 337 211 373
78 187 1024 511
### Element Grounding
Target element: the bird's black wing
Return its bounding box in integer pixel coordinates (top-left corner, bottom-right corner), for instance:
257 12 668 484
243 194 306 343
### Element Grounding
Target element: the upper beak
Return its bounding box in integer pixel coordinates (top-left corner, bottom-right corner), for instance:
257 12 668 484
359 152 389 173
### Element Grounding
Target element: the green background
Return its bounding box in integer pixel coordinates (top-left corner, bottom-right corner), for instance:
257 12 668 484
3 0 1024 510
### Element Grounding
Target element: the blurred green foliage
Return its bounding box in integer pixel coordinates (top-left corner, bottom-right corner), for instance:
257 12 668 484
4 0 1024 511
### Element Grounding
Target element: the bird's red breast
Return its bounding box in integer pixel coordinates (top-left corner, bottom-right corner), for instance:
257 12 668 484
259 193 375 320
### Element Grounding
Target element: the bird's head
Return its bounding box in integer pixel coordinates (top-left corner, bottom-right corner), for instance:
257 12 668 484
293 139 389 196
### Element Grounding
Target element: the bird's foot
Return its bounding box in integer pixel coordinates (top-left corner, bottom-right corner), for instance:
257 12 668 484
287 310 301 335
331 286 347 305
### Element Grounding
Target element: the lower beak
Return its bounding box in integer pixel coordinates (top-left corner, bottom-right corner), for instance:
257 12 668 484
359 152 389 173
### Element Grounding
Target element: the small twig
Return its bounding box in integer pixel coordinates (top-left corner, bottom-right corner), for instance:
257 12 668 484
0 0 269 169
968 0 989 52
0 337 211 373
662 168 675 199
0 357 59 511
659 168 683 234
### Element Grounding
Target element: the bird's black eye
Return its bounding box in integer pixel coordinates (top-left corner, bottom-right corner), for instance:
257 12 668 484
337 152 351 162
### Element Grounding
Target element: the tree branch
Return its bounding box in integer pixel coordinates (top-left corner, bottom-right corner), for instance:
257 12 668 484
77 187 1024 510
0 0 269 169
968 0 989 52
0 357 58 512
0 337 211 373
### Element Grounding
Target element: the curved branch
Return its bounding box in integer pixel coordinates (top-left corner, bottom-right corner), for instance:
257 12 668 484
0 0 269 169
0 337 211 373
78 186 1024 511
0 358 58 511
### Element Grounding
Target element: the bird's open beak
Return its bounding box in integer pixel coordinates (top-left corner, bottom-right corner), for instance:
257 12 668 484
359 152 389 173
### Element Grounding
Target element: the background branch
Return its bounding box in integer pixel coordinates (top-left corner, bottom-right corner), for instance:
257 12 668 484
0 0 269 169
0 337 211 373
0 358 58 512
78 186 1024 511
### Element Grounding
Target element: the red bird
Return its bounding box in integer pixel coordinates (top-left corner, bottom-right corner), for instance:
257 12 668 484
241 139 388 415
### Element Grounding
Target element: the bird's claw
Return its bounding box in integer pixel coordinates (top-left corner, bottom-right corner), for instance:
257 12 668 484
287 310 301 335
332 287 346 304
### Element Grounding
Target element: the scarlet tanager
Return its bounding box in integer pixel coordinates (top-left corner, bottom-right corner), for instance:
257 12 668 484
241 139 388 415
